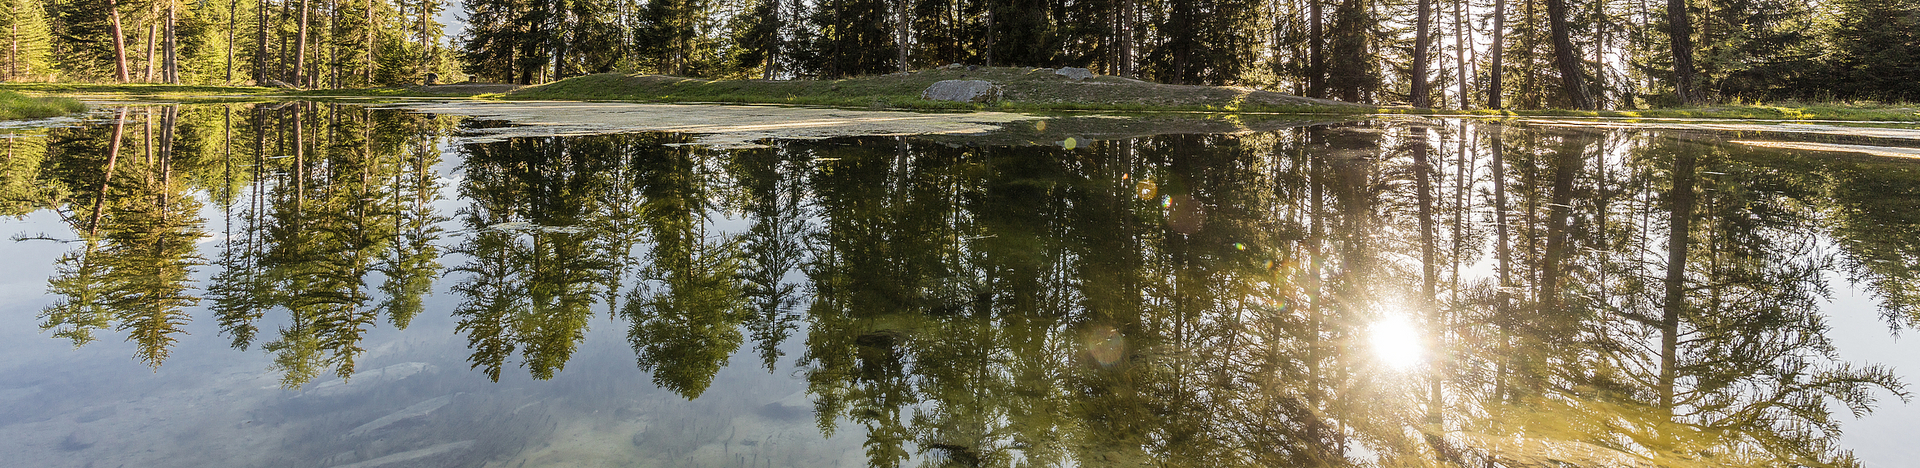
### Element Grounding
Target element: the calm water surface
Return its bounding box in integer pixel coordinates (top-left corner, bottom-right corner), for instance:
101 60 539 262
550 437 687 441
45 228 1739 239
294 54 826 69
2 103 1917 467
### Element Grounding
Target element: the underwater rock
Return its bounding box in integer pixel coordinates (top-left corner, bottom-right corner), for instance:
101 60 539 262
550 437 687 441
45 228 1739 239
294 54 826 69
346 394 458 438
300 362 437 397
58 429 95 451
327 440 475 468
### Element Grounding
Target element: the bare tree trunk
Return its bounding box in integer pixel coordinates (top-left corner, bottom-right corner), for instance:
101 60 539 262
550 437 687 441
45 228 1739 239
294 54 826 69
109 0 131 82
164 1 178 84
88 109 130 237
226 0 240 83
1490 124 1513 403
1546 0 1592 109
1308 0 1324 98
1452 0 1469 109
293 0 310 86
1659 150 1696 424
144 13 157 82
9 24 18 81
1488 0 1505 108
1412 130 1451 462
552 1 568 82
420 0 431 72
365 0 374 85
1665 0 1697 104
1412 0 1432 107
983 6 994 67
256 0 268 84
895 0 909 72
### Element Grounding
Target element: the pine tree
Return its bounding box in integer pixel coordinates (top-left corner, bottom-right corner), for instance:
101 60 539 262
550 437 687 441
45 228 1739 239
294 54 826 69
0 0 52 81
1826 0 1920 101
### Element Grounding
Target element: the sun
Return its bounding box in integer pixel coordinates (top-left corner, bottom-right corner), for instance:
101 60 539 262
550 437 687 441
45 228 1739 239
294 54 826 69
1369 315 1425 371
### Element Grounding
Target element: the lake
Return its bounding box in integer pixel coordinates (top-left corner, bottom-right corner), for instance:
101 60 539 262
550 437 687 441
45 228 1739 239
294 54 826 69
1 102 1916 467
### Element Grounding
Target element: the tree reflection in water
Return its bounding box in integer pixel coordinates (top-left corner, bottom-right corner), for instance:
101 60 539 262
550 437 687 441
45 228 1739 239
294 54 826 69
11 104 1920 467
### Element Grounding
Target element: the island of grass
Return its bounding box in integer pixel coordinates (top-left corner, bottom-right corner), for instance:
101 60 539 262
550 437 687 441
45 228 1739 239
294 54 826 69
0 91 86 120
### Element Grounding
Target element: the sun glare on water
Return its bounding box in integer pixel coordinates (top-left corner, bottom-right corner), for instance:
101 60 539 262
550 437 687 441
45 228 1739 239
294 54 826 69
1369 315 1425 371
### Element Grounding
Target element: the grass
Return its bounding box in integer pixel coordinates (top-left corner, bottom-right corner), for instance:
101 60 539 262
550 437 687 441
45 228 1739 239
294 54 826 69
6 72 1919 122
0 91 86 120
0 82 277 95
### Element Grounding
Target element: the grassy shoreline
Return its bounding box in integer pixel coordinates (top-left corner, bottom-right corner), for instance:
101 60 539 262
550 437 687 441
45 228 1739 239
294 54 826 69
5 72 1918 122
0 91 87 120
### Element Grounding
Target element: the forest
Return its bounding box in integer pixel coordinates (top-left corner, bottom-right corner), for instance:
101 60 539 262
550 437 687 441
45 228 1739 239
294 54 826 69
0 0 1915 108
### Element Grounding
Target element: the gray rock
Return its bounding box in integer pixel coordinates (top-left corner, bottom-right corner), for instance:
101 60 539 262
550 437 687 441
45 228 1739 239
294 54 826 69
1055 67 1095 81
921 80 1003 103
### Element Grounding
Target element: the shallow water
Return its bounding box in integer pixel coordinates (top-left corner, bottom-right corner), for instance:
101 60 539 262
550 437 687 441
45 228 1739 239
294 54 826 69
2 102 1917 467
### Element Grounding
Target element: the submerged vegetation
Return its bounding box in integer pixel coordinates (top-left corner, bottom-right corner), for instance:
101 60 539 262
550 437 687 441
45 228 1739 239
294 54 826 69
6 102 1919 466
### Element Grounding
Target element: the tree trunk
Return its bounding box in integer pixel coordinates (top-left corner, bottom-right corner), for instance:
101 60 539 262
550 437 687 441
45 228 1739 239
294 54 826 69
552 1 568 82
1412 0 1432 107
144 18 156 82
420 0 432 73
256 0 268 84
1659 150 1696 420
1538 140 1581 309
1452 0 1469 109
164 2 177 84
894 0 908 73
1487 0 1505 108
1489 123 1513 403
1546 0 1592 109
226 0 239 83
293 0 310 86
1116 0 1133 76
984 6 994 67
88 109 129 237
1412 131 1450 462
1666 0 1697 104
1308 0 1324 98
365 0 374 85
109 0 131 82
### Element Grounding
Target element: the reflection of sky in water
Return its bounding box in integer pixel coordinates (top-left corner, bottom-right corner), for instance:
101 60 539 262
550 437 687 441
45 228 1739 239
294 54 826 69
0 146 868 467
4 108 1919 467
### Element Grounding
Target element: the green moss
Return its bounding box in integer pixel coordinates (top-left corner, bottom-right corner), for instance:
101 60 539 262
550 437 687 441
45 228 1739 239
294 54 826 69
0 91 85 120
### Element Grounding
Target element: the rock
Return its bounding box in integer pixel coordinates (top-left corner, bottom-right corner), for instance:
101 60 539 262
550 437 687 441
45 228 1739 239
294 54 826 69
327 440 474 468
300 362 437 397
59 429 96 451
942 63 965 69
346 394 458 438
264 79 298 88
922 80 1003 103
1055 67 1095 81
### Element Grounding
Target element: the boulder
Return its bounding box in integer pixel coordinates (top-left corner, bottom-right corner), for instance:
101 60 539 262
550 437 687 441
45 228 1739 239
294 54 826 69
1055 67 1095 81
921 80 1003 103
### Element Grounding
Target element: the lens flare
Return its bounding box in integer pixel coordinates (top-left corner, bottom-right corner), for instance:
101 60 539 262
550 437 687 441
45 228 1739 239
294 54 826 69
1369 315 1425 371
